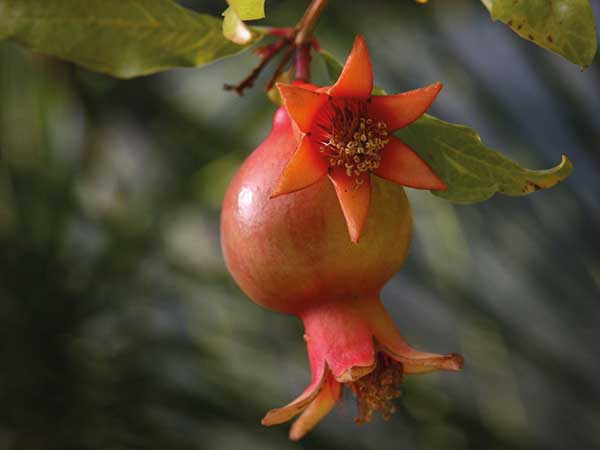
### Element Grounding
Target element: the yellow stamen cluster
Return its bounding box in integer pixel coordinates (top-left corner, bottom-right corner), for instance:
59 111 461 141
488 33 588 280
317 109 390 189
349 354 403 423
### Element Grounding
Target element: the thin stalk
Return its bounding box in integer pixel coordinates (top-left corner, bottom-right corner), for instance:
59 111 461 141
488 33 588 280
295 0 329 45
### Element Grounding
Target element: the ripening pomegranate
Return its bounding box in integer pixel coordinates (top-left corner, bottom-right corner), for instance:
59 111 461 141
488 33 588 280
220 36 463 440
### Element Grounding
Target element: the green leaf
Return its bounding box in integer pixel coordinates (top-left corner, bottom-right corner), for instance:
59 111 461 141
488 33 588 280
319 49 344 84
228 0 265 21
318 48 573 203
481 0 598 67
0 0 261 78
398 115 573 203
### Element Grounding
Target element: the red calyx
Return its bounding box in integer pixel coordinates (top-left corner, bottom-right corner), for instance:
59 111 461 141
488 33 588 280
273 35 447 243
261 296 462 440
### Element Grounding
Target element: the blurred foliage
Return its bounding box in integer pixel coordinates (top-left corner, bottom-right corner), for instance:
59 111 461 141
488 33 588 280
1 1 599 450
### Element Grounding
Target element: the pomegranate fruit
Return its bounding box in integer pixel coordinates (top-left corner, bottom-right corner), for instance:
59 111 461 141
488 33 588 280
220 36 463 440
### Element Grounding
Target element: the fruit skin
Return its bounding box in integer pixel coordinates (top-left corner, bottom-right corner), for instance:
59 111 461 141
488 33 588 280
221 107 413 315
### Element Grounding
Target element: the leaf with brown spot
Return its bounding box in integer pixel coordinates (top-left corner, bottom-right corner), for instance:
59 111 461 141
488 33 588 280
481 0 597 67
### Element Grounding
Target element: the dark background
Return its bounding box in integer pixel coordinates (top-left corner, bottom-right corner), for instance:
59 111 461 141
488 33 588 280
1 1 599 449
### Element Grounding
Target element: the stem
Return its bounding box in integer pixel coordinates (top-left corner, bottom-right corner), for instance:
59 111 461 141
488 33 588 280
294 44 312 82
224 39 287 95
265 44 295 91
293 0 328 82
295 0 329 45
224 0 329 94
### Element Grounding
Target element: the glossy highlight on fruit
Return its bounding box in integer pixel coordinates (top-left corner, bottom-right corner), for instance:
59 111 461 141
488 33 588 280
220 106 463 440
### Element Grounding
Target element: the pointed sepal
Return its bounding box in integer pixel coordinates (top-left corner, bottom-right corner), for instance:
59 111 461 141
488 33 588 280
374 136 446 190
329 35 373 100
289 375 341 441
328 168 371 243
368 82 442 131
271 135 328 197
363 297 464 375
391 349 464 375
277 83 328 132
262 364 328 426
